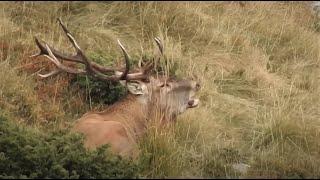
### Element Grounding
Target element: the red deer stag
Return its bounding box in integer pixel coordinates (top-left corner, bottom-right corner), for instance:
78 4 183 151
31 18 201 158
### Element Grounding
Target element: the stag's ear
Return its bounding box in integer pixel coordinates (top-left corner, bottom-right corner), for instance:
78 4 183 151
120 80 144 95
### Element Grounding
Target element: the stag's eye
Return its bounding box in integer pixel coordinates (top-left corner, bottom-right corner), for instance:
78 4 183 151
159 82 171 88
159 83 165 88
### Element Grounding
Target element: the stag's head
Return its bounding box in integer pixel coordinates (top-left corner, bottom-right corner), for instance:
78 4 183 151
32 18 200 120
123 76 200 118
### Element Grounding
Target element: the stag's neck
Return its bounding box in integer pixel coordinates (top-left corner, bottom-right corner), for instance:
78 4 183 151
98 94 149 140
101 94 148 115
97 94 177 140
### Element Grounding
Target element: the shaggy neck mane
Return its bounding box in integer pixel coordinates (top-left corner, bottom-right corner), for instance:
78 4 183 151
97 94 149 140
96 93 177 140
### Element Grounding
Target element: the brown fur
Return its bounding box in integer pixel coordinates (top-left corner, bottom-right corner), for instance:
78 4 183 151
72 95 146 158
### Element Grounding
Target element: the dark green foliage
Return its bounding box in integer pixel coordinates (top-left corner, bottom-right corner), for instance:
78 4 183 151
0 115 139 179
70 51 127 105
72 76 127 105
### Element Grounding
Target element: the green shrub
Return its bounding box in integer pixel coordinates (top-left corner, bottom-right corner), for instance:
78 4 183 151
0 115 139 179
70 52 127 105
72 76 127 106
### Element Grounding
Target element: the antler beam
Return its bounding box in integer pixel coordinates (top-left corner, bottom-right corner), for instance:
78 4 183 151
32 18 155 81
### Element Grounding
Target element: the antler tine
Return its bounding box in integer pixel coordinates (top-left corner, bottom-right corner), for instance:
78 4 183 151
57 18 123 81
57 18 90 68
57 18 133 81
32 36 121 73
154 37 164 55
32 36 84 63
30 37 47 58
57 18 72 37
38 69 62 78
117 39 130 80
43 44 86 75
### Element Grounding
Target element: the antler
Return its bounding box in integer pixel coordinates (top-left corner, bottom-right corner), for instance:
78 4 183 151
31 18 154 81
154 37 164 55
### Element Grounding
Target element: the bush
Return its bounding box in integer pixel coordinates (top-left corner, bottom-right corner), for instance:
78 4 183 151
0 115 139 179
72 75 127 106
70 51 127 106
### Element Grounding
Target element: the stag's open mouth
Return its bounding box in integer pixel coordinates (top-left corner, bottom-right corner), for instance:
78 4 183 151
187 98 199 108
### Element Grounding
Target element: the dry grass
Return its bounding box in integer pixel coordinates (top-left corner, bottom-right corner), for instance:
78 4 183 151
0 1 319 178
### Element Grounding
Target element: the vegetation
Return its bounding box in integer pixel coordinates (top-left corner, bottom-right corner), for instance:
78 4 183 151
0 1 319 178
0 113 138 179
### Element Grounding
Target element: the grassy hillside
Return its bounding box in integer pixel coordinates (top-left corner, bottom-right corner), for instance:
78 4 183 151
0 1 319 178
